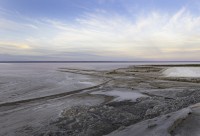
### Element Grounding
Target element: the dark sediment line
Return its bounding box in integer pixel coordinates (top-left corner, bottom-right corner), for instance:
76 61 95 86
0 80 111 107
140 92 175 100
59 68 106 72
58 70 110 78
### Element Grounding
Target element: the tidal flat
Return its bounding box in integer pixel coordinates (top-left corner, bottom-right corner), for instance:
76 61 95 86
1 63 200 136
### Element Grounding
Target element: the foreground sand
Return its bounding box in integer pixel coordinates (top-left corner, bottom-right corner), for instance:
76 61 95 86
41 64 200 136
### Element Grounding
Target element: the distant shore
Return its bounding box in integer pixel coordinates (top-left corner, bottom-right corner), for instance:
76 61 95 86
0 61 200 63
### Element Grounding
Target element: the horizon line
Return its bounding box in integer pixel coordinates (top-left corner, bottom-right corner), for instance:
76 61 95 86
0 61 200 63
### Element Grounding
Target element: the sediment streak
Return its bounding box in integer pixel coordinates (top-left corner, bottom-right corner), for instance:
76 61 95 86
0 80 111 107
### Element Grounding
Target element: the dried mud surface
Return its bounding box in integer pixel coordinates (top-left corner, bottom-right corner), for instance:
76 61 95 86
39 65 200 136
1 65 200 136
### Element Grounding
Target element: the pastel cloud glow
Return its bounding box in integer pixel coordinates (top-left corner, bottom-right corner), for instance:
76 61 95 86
0 0 200 61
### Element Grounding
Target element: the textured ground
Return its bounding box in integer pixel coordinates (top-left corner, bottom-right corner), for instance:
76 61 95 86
1 64 200 136
39 65 200 136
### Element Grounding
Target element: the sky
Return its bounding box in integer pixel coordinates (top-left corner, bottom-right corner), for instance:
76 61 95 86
0 0 200 61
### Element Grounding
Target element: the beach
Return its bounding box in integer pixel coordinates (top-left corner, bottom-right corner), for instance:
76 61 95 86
1 63 200 136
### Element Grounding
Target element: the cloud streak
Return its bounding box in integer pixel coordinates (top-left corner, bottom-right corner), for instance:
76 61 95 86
0 7 200 60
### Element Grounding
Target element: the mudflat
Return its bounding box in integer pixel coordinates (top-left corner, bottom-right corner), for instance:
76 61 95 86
1 64 200 136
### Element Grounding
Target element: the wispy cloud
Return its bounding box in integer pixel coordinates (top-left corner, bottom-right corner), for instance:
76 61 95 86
0 7 200 60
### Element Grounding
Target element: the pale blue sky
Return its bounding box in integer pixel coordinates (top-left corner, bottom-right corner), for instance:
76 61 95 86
0 0 200 61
